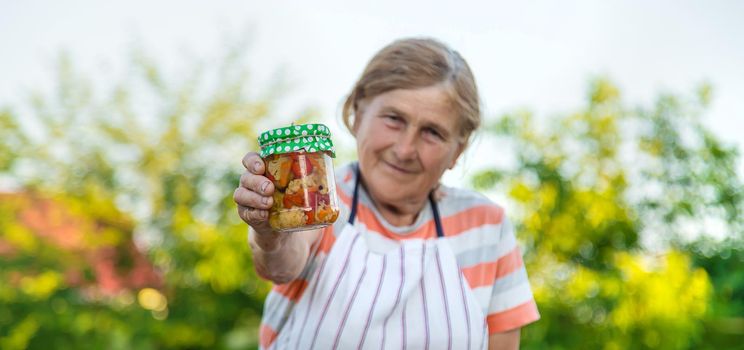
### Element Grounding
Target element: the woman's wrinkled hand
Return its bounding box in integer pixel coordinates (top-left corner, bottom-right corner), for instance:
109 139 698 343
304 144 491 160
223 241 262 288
234 152 276 236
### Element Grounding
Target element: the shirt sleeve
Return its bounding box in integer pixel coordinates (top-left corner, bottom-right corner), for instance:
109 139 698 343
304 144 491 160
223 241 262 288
485 217 540 334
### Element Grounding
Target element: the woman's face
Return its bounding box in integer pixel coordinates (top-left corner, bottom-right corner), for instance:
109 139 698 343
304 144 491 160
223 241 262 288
353 84 465 208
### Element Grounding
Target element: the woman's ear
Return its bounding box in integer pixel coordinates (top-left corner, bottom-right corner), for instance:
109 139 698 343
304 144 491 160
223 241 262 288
351 114 360 136
449 141 466 169
351 101 367 137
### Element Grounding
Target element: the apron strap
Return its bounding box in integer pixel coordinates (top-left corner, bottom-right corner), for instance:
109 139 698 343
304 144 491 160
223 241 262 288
429 191 445 238
349 163 445 238
348 163 362 225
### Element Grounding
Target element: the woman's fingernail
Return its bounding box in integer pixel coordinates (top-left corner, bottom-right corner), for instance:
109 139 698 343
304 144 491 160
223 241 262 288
262 196 270 205
261 181 270 193
254 161 262 172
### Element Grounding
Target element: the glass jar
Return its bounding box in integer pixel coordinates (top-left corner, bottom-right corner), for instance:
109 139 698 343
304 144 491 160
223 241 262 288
258 123 339 233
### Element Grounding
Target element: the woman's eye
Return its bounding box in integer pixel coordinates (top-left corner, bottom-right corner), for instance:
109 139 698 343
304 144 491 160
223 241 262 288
383 115 403 126
423 128 443 140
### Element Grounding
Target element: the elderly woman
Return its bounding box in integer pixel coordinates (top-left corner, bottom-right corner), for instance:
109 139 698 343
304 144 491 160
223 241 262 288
234 38 539 350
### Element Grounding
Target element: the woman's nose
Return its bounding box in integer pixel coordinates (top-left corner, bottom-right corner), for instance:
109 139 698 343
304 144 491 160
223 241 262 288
393 131 418 160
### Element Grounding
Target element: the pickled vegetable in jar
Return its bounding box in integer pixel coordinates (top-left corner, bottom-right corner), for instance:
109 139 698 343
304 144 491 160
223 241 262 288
258 123 339 233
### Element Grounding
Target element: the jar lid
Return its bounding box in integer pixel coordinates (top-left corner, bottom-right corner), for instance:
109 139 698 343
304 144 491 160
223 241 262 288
258 123 335 158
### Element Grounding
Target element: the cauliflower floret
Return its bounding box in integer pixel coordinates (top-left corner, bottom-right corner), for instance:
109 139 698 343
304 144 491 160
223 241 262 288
304 171 329 193
302 173 318 188
266 156 293 189
305 171 323 189
287 172 328 194
286 178 303 195
272 191 284 211
312 156 327 177
269 210 307 230
267 158 280 178
315 203 338 223
267 157 287 179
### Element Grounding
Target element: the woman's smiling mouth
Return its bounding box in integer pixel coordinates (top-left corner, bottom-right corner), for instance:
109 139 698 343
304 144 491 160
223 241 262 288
383 160 417 174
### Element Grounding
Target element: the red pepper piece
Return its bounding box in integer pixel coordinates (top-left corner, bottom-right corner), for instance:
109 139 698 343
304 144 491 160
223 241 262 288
290 153 314 178
283 191 306 209
305 209 316 225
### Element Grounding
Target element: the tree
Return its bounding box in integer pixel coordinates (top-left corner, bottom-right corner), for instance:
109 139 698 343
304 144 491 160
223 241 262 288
0 37 314 349
473 78 743 349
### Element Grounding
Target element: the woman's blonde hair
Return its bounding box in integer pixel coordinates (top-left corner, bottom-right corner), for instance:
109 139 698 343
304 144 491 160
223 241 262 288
342 38 481 145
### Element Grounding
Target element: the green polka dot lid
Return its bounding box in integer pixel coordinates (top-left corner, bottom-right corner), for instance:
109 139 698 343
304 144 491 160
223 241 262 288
258 123 335 158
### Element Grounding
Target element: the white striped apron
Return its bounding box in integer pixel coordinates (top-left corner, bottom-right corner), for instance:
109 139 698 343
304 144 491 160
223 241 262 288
274 166 487 349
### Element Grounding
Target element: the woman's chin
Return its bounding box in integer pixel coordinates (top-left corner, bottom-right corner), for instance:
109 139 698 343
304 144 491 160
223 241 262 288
375 191 427 209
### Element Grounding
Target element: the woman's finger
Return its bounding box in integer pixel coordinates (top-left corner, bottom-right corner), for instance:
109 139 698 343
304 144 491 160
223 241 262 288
242 152 265 175
237 204 267 223
233 186 273 210
239 171 275 196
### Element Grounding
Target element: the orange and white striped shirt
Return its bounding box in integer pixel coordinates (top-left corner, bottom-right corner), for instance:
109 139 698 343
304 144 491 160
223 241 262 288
259 163 540 349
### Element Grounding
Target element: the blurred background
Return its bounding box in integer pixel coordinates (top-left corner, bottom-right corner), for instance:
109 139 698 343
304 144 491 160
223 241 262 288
1 1 742 349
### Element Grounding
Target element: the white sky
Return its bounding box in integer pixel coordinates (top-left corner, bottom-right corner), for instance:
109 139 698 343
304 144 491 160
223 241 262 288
2 0 743 189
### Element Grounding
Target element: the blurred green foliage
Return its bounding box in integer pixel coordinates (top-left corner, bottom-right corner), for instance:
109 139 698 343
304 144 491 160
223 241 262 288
0 39 298 348
0 40 742 350
476 78 743 349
